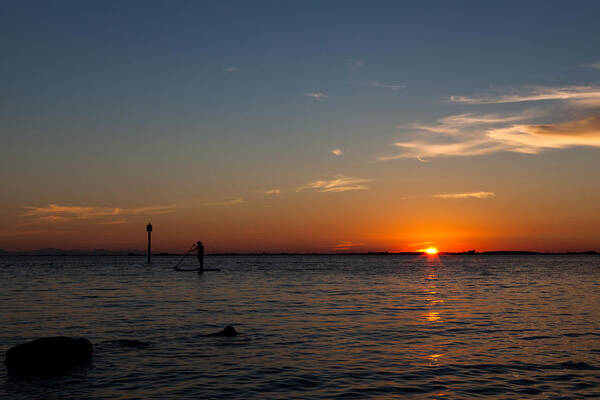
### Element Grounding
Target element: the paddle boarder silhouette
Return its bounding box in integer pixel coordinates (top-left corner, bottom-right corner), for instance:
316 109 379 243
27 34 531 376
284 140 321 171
190 241 204 273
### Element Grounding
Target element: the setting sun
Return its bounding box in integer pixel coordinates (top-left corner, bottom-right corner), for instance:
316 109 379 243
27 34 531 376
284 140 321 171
425 247 438 255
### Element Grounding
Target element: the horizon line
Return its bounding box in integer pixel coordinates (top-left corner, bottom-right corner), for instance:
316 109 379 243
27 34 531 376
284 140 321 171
1 249 598 256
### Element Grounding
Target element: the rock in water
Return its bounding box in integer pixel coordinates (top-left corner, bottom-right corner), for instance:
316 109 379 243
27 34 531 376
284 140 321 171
5 336 93 375
205 325 238 337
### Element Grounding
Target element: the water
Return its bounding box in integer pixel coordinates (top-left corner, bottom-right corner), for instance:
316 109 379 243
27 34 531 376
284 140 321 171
1 255 599 399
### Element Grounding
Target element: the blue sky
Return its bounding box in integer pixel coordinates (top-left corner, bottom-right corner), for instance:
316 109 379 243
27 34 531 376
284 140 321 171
2 1 600 251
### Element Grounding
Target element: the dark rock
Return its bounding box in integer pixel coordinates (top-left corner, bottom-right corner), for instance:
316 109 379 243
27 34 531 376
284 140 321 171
5 336 93 375
205 325 238 337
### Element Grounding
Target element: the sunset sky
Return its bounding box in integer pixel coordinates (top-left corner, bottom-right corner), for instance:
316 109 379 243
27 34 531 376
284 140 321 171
2 1 600 252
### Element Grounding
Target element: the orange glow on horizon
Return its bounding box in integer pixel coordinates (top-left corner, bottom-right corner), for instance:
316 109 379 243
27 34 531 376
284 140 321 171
3 199 599 253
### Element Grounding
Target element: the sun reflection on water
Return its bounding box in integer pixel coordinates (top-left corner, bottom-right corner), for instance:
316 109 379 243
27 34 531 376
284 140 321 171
425 311 441 322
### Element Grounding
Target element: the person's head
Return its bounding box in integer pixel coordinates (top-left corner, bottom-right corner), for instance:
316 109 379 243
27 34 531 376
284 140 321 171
197 241 203 246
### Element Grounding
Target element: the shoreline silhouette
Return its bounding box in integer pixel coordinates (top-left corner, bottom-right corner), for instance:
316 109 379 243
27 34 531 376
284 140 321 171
0 248 597 256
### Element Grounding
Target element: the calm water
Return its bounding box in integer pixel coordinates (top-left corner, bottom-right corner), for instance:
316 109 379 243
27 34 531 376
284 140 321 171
1 255 599 399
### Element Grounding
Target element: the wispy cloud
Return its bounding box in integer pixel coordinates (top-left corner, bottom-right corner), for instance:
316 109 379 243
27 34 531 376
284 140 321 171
379 112 529 160
347 59 364 73
22 204 119 219
381 103 600 160
298 175 371 193
582 62 600 69
368 81 404 91
262 189 281 195
410 241 434 247
24 204 175 223
20 204 177 224
486 115 600 151
380 140 506 160
304 92 328 100
449 85 600 107
204 198 245 206
223 66 240 72
22 204 176 218
330 240 364 250
401 112 535 135
433 192 495 199
331 148 344 156
127 205 178 215
96 218 128 225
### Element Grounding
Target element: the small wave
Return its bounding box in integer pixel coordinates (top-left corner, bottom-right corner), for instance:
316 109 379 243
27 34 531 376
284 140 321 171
563 332 600 338
521 335 557 340
557 361 600 371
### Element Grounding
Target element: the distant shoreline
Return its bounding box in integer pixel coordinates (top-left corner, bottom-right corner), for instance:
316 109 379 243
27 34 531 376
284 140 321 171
0 250 598 256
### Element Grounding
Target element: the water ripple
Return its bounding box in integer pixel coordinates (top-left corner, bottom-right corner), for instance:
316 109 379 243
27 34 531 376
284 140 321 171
1 254 600 399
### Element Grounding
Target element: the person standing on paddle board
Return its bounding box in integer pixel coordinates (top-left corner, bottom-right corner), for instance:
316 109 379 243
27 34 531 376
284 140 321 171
191 241 204 273
173 241 205 272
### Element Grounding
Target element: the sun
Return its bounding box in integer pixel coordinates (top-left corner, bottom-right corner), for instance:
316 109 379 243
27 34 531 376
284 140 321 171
425 247 438 255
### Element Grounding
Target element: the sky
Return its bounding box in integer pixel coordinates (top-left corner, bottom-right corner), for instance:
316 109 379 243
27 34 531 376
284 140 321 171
2 0 600 253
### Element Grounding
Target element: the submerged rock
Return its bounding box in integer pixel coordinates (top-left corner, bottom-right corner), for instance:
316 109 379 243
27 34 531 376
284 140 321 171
205 325 238 337
5 336 93 375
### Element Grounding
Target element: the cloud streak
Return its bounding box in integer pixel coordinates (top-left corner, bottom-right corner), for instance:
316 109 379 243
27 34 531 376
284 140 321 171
204 198 245 206
582 62 600 69
449 85 600 106
368 81 404 91
331 240 364 250
303 92 328 100
410 241 434 247
331 148 344 156
22 204 119 219
20 204 177 224
486 116 600 152
347 59 364 73
298 175 371 193
262 189 281 195
223 66 240 72
22 204 176 218
382 110 600 160
402 112 535 135
380 138 507 160
433 192 495 199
